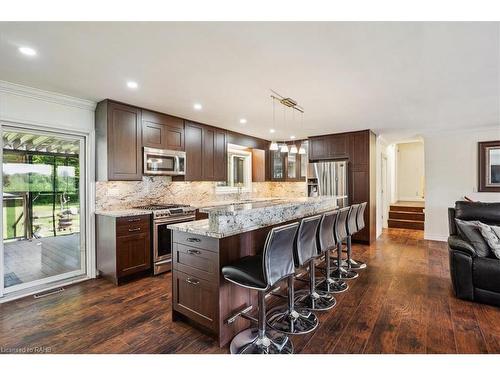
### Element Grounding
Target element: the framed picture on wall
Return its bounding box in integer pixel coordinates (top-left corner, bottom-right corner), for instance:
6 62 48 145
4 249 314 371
478 140 500 192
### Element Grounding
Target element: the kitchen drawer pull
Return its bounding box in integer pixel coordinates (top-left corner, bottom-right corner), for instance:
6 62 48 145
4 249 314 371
128 228 141 232
128 218 141 222
186 277 200 286
186 237 202 243
187 249 201 255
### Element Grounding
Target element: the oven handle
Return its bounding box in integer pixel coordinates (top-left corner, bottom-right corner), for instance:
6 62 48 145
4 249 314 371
153 215 196 225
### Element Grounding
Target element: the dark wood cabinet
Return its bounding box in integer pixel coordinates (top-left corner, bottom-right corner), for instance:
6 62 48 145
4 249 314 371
96 100 142 181
185 122 204 181
202 127 215 180
96 214 152 285
308 130 376 243
142 110 184 151
185 121 227 182
172 232 219 333
309 133 347 160
214 130 227 181
269 146 305 182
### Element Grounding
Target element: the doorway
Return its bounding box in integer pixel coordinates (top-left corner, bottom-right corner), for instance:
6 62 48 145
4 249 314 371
1 126 87 295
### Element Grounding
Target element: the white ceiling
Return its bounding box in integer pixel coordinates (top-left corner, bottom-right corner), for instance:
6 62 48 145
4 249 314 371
1 22 499 142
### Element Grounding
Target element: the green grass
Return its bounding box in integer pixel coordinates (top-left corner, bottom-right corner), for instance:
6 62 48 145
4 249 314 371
3 202 80 240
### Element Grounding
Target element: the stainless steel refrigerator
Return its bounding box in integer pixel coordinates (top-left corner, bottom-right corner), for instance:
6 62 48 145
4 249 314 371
307 161 349 208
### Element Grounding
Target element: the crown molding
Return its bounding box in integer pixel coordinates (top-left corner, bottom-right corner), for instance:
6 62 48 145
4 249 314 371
0 80 96 111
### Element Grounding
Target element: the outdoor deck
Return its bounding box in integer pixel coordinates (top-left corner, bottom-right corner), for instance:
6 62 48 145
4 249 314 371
4 233 81 288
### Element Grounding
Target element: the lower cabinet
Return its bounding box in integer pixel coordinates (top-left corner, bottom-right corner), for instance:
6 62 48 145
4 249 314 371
172 232 219 333
96 214 152 285
173 270 217 331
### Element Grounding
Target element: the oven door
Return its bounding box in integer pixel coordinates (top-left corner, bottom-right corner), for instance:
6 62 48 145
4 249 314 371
153 216 195 273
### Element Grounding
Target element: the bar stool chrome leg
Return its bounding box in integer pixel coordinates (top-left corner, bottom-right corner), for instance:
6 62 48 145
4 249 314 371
317 248 349 293
296 259 337 311
267 275 319 334
230 291 293 354
345 236 366 270
330 242 358 280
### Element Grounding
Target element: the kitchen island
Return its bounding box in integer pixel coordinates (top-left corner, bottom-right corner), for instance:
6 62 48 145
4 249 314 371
168 196 338 347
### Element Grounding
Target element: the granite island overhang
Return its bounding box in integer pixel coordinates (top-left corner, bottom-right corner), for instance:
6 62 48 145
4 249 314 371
167 196 339 347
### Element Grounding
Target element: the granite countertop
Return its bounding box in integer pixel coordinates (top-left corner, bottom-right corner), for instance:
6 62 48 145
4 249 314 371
199 197 324 215
169 196 339 239
95 209 152 218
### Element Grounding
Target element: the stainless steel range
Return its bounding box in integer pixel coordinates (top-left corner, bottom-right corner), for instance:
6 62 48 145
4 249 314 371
134 204 196 275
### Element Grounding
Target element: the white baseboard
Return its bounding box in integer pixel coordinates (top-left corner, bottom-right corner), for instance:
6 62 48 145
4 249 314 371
424 233 448 242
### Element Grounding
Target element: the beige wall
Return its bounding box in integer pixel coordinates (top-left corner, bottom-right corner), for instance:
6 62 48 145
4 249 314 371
424 126 500 241
396 141 425 201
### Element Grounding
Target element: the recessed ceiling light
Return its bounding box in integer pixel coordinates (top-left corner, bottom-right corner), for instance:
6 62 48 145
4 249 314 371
18 46 37 56
290 135 296 140
126 81 138 89
270 129 276 133
239 118 247 124
193 103 203 111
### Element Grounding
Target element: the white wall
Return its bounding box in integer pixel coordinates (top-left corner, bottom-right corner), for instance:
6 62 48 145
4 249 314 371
423 126 500 241
0 81 97 297
396 141 425 201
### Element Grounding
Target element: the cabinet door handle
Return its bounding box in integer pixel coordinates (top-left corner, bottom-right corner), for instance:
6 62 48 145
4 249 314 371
128 228 141 232
187 249 201 255
186 237 201 243
186 277 200 286
128 218 141 222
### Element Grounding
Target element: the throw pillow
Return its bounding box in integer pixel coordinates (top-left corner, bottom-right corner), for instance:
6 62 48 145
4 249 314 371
455 219 492 257
477 222 500 259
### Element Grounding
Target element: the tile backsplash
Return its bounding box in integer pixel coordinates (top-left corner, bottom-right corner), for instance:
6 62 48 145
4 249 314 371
95 177 307 210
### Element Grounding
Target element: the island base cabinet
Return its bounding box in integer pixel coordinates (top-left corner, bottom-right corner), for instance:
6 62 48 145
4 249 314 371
173 270 217 331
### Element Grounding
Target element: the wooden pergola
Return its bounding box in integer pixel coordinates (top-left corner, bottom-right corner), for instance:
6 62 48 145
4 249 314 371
2 131 79 154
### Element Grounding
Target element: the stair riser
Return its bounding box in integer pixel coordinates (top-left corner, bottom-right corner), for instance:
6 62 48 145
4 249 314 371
389 205 424 213
388 219 424 230
389 212 425 221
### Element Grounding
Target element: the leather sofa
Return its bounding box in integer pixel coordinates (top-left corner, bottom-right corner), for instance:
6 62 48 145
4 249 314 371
448 201 500 306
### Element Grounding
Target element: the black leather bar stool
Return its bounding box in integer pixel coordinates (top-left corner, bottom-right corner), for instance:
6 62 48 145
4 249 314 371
330 206 358 280
295 215 337 311
353 201 368 267
222 222 298 354
316 210 349 294
266 247 319 335
344 204 366 270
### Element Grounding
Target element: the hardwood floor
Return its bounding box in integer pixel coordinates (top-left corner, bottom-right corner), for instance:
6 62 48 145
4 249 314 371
1 228 499 354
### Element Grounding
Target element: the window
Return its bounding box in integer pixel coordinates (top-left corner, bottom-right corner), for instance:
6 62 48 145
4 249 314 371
216 144 252 193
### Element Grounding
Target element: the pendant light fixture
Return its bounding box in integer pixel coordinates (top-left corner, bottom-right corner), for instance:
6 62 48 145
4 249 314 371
268 90 305 153
269 96 279 151
298 143 306 154
280 106 289 153
298 112 306 154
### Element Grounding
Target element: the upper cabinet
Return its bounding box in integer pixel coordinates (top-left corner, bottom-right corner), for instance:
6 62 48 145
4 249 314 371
142 110 184 151
96 100 143 181
269 142 306 182
185 121 227 182
309 133 348 161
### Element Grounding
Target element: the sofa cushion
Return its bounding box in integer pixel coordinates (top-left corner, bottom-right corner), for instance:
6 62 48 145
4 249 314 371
455 201 500 225
455 219 491 257
477 222 500 259
473 257 500 293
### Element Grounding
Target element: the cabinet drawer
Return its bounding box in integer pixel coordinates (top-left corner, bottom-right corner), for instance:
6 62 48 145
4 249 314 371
116 215 150 236
173 270 217 331
173 243 218 282
173 231 218 252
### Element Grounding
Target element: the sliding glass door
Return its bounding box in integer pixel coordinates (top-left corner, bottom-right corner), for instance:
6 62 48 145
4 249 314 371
1 126 86 294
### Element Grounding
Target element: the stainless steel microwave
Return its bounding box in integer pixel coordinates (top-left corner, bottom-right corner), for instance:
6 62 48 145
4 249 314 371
143 147 186 176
